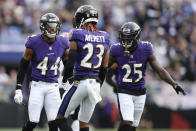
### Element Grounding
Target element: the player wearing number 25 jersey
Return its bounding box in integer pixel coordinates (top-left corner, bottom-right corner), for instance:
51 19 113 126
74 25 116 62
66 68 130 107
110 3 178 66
14 13 69 131
110 39 152 92
55 5 110 131
107 22 186 131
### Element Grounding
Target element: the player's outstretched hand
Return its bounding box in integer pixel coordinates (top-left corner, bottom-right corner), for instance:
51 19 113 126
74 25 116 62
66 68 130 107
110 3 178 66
173 84 186 95
14 89 23 104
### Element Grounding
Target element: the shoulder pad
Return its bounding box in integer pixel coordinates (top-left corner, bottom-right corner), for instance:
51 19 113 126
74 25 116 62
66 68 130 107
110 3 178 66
141 41 151 44
25 34 37 43
28 34 37 39
99 30 107 33
30 34 37 37
112 43 121 46
74 29 83 31
141 41 153 48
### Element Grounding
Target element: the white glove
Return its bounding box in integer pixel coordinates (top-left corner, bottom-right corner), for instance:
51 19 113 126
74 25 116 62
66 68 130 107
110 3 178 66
14 89 23 104
60 81 71 90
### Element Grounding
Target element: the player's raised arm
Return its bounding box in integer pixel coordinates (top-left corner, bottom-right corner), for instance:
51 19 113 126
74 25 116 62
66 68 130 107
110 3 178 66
148 54 186 95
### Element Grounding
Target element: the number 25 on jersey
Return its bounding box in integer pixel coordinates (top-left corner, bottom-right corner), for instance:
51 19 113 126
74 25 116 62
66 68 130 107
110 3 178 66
122 63 143 83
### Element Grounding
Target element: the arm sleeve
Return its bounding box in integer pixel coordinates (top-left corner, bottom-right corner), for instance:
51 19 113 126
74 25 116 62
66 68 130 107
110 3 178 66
25 36 34 49
62 49 77 83
145 42 154 56
62 36 70 50
98 67 107 86
106 69 117 87
69 30 79 41
109 44 118 57
16 58 30 89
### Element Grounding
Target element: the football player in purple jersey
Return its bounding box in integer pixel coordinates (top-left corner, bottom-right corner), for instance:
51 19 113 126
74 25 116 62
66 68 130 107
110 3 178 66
59 32 80 131
14 13 70 131
55 5 110 131
107 22 186 131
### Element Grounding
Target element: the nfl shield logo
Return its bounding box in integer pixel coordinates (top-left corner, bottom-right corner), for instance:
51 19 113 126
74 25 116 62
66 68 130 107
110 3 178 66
49 47 52 50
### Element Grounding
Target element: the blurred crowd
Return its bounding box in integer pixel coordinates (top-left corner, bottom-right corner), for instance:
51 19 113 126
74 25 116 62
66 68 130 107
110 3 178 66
0 66 16 102
0 0 195 105
99 0 196 82
1 0 196 128
0 0 196 82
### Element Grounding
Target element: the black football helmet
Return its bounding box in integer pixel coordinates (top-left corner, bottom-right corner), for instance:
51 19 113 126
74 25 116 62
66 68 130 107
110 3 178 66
119 22 141 48
40 13 61 38
74 5 98 28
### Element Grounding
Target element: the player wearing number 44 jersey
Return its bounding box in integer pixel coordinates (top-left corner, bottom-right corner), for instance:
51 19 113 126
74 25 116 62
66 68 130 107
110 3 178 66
14 13 69 131
55 5 110 131
107 22 186 131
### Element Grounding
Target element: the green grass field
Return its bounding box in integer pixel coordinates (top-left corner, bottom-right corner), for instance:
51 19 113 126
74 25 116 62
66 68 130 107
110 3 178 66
0 129 196 131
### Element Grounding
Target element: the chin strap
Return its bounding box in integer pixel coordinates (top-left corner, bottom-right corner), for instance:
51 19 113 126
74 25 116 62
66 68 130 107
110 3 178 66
124 41 130 56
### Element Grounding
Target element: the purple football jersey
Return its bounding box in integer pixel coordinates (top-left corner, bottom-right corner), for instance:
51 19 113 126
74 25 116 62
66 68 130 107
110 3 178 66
25 34 69 82
110 41 153 90
69 29 109 77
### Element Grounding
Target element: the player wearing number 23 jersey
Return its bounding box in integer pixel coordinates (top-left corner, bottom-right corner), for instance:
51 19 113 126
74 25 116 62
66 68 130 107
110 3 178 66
55 5 110 131
71 29 109 77
14 13 69 131
56 27 109 131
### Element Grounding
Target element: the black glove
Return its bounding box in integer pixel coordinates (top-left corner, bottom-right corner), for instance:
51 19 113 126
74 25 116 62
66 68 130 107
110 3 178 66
68 76 74 84
173 84 186 95
113 86 117 93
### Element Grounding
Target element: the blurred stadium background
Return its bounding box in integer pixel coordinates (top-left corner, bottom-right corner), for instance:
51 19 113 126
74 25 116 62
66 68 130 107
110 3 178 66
0 0 196 130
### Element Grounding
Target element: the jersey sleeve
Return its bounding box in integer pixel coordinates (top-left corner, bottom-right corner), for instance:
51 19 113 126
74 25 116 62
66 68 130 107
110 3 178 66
63 37 69 49
104 33 110 51
109 44 119 57
145 42 154 56
69 29 79 41
25 36 34 49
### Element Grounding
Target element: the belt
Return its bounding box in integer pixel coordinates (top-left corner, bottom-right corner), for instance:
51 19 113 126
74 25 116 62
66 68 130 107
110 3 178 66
117 87 146 96
31 77 58 83
74 75 100 83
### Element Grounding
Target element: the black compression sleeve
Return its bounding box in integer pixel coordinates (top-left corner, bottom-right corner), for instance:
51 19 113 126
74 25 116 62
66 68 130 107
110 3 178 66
106 68 118 88
62 49 77 83
16 58 30 89
99 67 107 86
62 60 73 83
62 60 67 67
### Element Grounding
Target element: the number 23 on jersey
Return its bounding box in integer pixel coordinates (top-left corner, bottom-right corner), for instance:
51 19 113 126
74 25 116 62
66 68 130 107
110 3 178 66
81 43 105 69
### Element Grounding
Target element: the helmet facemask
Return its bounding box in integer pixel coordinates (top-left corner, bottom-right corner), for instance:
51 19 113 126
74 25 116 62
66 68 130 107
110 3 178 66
40 13 61 38
120 30 140 48
119 22 141 55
